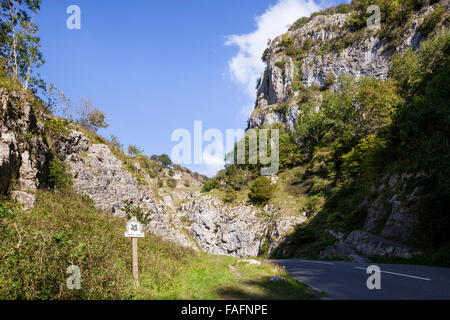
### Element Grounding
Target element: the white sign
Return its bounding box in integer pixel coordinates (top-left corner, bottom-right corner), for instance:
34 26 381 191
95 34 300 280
125 220 145 238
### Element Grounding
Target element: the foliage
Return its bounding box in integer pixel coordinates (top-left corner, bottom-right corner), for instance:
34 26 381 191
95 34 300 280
128 145 143 157
44 118 70 137
0 0 45 92
110 135 123 150
248 176 275 205
166 178 177 189
0 201 21 219
157 154 172 168
419 6 446 37
0 190 192 299
121 199 152 225
223 187 237 203
202 178 220 192
48 158 73 191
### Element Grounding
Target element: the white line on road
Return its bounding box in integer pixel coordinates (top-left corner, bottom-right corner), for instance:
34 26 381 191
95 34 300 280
295 260 335 265
354 267 431 281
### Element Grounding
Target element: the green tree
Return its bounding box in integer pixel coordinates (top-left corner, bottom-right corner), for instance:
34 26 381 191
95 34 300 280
128 145 143 158
158 154 172 168
110 135 123 150
0 0 45 91
248 176 275 205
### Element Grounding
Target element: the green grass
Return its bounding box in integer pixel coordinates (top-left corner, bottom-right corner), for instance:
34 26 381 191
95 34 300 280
146 255 313 300
0 189 314 300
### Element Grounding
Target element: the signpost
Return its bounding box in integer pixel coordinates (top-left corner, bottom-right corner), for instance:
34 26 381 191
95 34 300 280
125 218 145 289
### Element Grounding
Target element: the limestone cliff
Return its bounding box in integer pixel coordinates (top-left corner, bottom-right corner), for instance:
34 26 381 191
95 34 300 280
249 3 445 130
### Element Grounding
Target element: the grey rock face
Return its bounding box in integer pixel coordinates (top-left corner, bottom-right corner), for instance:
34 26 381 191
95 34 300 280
0 89 51 195
11 191 36 211
321 229 422 261
248 102 300 131
249 7 435 131
345 230 422 259
181 196 266 257
58 130 197 250
363 173 423 243
181 196 306 257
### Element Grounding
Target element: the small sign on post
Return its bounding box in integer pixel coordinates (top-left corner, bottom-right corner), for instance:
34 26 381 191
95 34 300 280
125 218 144 289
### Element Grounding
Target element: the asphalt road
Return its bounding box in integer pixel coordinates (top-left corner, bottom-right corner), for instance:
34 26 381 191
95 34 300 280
270 259 450 300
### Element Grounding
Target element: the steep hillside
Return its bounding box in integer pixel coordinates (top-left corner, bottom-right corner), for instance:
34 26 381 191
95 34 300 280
207 0 450 265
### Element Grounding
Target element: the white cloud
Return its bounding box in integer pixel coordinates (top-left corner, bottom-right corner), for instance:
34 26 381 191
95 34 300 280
226 0 321 117
201 152 226 177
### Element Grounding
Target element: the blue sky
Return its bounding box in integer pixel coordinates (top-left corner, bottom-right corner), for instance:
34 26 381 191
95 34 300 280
35 0 347 176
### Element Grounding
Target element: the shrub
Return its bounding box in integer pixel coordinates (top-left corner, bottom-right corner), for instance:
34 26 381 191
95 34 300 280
44 119 70 137
323 71 335 89
202 178 220 192
262 48 270 62
223 187 237 203
248 176 275 205
275 61 286 72
419 6 446 37
48 158 73 191
166 178 177 189
121 199 152 224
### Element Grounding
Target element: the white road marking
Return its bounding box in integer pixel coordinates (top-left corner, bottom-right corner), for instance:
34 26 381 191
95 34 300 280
354 267 431 281
295 260 335 265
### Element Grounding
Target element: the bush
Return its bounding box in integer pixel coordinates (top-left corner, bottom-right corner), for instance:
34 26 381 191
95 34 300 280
45 119 70 137
223 187 237 203
48 159 73 191
202 178 220 192
419 6 446 37
121 199 152 225
248 176 275 205
166 178 177 189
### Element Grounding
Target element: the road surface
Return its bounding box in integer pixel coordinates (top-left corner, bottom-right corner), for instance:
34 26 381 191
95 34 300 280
270 259 450 300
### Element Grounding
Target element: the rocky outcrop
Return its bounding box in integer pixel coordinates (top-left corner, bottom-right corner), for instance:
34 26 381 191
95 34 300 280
320 230 422 261
0 89 52 198
249 4 442 130
181 196 306 257
362 173 425 244
346 230 422 259
55 129 198 249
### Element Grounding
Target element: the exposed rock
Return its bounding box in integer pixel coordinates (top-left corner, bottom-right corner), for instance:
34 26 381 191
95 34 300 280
345 230 422 259
0 89 52 195
181 196 306 257
270 276 284 282
362 173 424 243
57 130 197 250
11 191 35 211
239 259 261 266
249 6 439 131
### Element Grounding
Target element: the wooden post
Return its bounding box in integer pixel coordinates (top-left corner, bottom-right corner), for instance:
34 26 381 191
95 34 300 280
132 237 139 289
131 216 139 289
